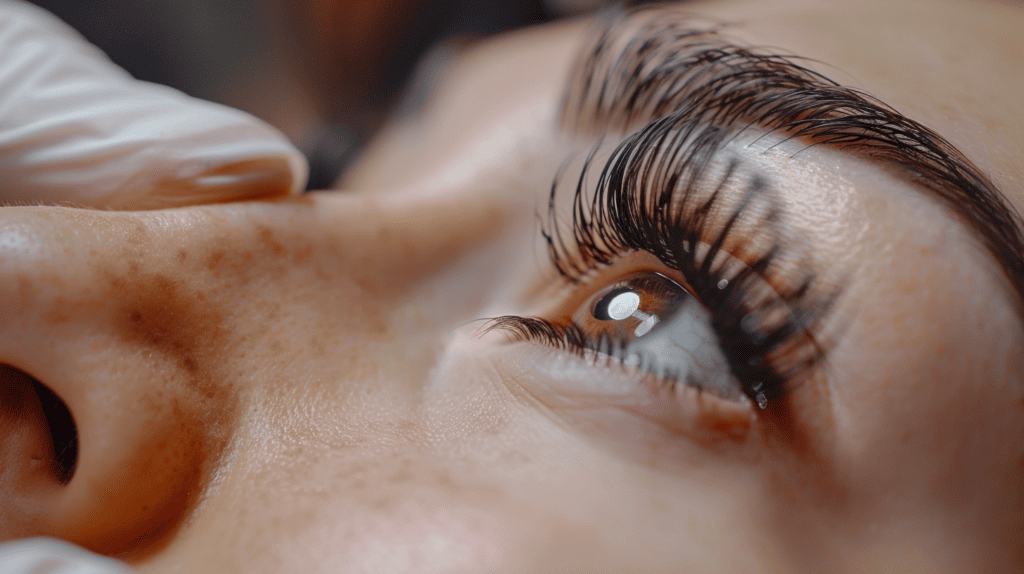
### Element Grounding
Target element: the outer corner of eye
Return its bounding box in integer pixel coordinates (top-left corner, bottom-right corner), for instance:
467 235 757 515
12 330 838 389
636 381 758 448
663 384 761 444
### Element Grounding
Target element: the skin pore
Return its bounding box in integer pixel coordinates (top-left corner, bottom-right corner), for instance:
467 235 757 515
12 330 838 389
1 0 1023 572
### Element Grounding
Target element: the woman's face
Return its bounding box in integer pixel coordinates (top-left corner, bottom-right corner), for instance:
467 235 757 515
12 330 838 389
2 0 1023 572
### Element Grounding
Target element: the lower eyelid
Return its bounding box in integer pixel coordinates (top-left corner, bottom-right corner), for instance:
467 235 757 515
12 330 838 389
487 337 755 448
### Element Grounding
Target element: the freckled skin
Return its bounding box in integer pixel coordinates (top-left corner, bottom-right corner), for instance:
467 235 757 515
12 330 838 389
1 0 1023 572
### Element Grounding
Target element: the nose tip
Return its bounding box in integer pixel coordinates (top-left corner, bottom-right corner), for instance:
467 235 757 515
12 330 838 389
0 191 511 554
0 209 239 555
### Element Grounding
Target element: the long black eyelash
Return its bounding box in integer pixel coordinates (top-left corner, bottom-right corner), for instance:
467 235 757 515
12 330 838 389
493 114 838 407
563 5 1024 316
487 10 863 407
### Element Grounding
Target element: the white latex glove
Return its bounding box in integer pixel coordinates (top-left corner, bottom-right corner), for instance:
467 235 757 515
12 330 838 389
0 0 308 209
0 538 135 573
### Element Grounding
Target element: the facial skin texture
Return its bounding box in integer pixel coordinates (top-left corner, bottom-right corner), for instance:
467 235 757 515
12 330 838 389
2 0 1024 572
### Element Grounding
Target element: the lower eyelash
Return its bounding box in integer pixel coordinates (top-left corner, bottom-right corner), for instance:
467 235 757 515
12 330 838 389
482 314 720 395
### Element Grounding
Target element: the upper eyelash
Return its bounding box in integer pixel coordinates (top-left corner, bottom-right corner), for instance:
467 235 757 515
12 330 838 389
532 115 838 405
488 10 868 408
562 6 1024 319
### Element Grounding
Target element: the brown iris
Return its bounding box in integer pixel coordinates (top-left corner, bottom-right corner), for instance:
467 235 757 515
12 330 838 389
575 272 692 345
571 271 741 401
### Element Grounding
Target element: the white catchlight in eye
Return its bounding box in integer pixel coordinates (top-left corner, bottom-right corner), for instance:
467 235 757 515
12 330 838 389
596 289 660 337
606 291 641 320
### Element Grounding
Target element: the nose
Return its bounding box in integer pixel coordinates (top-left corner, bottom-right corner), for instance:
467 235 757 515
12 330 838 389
0 191 507 555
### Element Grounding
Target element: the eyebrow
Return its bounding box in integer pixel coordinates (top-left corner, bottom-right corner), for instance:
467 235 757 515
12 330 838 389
558 7 1024 315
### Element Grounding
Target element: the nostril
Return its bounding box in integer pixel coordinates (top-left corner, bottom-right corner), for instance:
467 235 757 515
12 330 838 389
30 378 78 485
0 364 78 485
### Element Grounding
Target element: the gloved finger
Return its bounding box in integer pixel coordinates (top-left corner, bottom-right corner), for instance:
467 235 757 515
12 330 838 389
0 538 135 573
0 0 308 210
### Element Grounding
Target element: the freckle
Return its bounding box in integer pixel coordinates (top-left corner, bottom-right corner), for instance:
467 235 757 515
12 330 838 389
206 250 225 271
127 221 150 245
176 250 188 263
354 277 374 294
293 244 313 264
180 357 198 372
258 226 285 256
109 274 128 290
151 274 179 295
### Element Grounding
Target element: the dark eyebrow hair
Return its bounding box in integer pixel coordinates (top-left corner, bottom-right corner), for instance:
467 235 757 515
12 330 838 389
558 6 1024 315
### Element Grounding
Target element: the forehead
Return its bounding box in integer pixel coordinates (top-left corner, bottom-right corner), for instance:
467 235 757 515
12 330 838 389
348 0 1024 215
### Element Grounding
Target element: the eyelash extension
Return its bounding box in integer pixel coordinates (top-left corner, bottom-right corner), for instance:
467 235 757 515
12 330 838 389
488 113 839 408
562 5 1024 317
484 5 1024 407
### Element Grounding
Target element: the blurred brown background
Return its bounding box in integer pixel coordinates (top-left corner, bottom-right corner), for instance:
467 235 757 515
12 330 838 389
26 0 620 187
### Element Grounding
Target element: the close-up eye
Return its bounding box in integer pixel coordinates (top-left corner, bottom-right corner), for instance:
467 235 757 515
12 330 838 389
485 122 841 416
573 271 741 402
486 244 826 416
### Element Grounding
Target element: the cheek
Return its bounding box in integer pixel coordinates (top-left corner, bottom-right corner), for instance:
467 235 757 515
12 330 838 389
148 372 542 574
816 202 1024 543
420 335 800 569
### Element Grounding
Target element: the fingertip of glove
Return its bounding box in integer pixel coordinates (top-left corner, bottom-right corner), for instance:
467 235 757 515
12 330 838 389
0 537 135 573
110 101 311 207
100 153 308 210
284 143 312 196
0 1 310 210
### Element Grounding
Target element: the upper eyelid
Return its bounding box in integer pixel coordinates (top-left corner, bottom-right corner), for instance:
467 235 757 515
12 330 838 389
558 7 1024 321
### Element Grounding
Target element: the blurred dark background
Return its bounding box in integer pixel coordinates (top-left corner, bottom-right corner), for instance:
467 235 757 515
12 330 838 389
26 0 618 187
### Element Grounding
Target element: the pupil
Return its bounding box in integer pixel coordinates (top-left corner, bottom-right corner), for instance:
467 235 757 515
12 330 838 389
595 287 641 321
